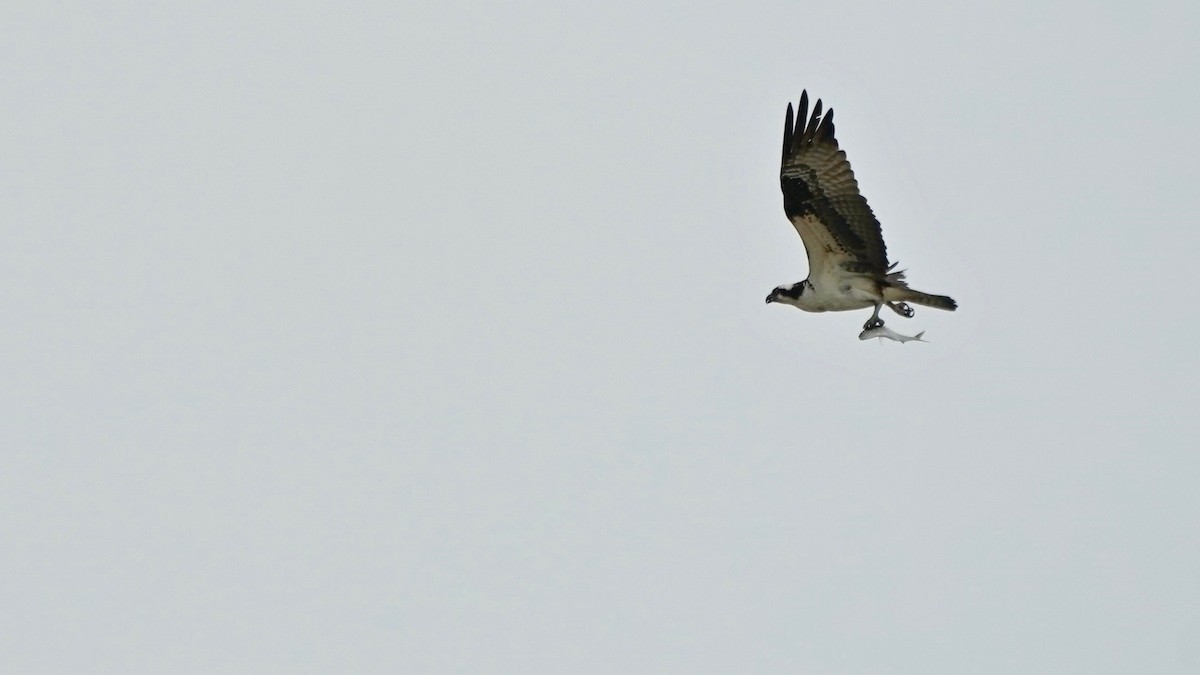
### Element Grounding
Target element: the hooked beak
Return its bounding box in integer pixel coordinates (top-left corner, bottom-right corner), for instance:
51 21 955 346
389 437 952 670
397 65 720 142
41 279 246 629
765 294 775 304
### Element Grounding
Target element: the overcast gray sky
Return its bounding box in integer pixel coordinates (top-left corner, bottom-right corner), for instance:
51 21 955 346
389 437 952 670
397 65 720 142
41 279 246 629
3 1 1199 672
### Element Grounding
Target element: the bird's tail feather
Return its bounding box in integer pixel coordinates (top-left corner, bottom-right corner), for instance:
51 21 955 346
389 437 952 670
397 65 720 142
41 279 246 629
884 286 958 311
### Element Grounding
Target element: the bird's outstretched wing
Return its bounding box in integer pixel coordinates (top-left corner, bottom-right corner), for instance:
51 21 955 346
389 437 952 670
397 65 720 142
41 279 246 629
780 91 890 278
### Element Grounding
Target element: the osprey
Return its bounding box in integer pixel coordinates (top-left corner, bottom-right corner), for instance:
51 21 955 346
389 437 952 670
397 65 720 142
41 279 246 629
766 91 956 329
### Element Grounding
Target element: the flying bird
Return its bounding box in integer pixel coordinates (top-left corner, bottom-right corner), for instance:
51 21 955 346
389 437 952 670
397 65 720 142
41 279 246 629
765 91 956 330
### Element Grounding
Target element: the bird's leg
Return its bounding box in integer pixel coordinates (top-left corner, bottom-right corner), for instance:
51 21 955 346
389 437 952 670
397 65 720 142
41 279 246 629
888 301 914 318
863 303 885 330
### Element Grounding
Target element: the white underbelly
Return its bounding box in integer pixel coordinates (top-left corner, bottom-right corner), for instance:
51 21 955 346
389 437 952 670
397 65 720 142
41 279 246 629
803 276 880 312
805 290 874 311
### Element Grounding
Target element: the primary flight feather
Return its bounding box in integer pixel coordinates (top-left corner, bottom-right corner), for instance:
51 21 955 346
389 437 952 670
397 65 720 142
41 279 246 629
766 91 957 330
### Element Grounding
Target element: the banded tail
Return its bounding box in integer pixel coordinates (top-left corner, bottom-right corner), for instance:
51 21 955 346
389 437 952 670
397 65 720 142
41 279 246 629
884 286 957 311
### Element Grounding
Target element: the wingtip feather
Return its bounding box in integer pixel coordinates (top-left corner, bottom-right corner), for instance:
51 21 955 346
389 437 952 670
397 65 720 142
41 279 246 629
782 103 795 163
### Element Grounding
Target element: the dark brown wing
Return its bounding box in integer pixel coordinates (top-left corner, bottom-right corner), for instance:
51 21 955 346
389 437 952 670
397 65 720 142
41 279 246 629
780 91 890 277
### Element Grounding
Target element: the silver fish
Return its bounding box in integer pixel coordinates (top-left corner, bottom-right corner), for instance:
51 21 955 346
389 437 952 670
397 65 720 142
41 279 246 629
858 325 927 343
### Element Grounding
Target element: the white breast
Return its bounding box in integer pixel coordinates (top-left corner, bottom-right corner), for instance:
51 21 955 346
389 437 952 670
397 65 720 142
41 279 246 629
796 269 881 312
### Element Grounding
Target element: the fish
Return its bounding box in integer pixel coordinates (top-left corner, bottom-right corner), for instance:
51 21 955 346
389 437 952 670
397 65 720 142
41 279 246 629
858 325 927 344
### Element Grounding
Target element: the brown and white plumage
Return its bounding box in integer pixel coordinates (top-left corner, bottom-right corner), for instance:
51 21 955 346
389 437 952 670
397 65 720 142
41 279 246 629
766 91 956 329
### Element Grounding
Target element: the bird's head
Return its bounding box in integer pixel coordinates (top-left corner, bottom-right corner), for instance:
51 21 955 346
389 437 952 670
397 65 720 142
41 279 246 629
766 283 802 304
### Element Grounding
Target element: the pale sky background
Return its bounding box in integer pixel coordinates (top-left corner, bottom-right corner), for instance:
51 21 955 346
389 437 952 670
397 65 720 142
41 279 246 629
3 1 1199 673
